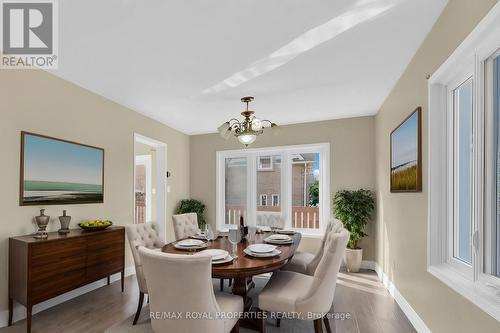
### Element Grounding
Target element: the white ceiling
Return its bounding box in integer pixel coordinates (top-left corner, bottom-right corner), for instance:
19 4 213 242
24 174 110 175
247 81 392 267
51 0 448 134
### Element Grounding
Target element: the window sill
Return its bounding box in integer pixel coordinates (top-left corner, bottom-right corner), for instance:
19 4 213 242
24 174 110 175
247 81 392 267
428 264 500 321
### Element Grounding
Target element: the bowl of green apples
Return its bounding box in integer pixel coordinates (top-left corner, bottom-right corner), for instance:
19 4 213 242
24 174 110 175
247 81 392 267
78 219 113 231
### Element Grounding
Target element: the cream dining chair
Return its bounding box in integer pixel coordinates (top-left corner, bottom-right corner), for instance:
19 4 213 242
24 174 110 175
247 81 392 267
258 226 350 333
283 219 342 275
172 213 228 291
139 247 243 333
126 222 165 325
172 213 201 240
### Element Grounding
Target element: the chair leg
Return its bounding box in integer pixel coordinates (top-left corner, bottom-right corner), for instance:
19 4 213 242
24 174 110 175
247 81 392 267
258 309 267 333
220 279 224 291
276 318 281 327
133 292 145 325
229 278 232 287
230 319 240 333
323 316 332 333
314 318 323 333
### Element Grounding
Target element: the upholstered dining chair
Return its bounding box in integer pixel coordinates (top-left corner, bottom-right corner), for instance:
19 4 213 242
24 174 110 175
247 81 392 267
172 213 201 240
258 227 350 333
139 247 243 333
283 219 342 276
172 213 229 291
126 222 165 325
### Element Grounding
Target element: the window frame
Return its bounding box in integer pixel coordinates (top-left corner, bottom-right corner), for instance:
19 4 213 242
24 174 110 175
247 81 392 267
257 156 273 171
428 2 500 320
259 194 268 206
216 143 330 236
272 194 280 207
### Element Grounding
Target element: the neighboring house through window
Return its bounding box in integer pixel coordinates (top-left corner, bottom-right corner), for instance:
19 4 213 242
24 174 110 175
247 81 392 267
260 194 268 206
272 194 280 206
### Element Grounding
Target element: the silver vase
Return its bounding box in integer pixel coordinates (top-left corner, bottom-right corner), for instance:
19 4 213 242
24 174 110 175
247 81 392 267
58 210 71 234
34 209 50 239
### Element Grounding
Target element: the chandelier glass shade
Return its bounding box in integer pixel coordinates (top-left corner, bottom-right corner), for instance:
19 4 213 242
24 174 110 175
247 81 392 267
217 96 277 146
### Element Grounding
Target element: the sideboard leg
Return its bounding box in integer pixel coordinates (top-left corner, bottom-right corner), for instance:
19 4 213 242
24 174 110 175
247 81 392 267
8 298 13 326
121 270 125 292
26 304 32 333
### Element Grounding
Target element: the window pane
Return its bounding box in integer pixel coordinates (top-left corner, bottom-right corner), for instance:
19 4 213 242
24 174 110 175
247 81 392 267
225 157 246 225
291 153 320 229
454 78 473 264
256 155 281 227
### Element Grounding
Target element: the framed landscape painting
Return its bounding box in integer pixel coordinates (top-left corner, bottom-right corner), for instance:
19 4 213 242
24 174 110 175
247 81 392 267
20 132 104 205
390 107 422 192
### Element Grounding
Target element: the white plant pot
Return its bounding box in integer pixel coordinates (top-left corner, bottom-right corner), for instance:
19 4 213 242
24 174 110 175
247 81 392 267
344 248 363 273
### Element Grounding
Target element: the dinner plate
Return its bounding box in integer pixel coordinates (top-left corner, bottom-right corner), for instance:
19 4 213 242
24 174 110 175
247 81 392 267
247 243 276 253
176 239 205 247
264 238 294 245
257 226 272 232
277 230 296 235
196 249 229 261
174 242 207 250
190 233 207 240
244 248 282 258
267 234 292 241
212 255 234 265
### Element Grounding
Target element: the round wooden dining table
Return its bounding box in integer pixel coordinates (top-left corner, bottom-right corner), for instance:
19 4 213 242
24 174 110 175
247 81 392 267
162 231 302 311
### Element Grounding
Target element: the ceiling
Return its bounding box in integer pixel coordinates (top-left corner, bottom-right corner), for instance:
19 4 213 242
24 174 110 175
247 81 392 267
51 0 448 134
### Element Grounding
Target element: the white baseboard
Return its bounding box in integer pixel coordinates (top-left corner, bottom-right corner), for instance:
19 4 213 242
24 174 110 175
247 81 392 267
0 266 136 328
366 261 431 333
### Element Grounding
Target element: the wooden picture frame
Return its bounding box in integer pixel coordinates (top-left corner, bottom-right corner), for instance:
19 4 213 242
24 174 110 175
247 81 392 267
390 107 422 193
20 131 105 205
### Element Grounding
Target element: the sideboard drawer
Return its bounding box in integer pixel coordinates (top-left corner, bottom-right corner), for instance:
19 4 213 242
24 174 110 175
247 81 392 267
87 231 124 250
31 268 86 304
86 257 123 281
31 238 87 266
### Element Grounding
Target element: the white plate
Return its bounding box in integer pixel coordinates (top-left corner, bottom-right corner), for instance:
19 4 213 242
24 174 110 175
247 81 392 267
176 239 205 247
247 243 277 253
212 256 234 265
257 226 272 232
267 234 292 241
277 230 296 235
264 238 294 245
190 233 207 240
174 242 207 250
196 249 229 261
244 248 282 258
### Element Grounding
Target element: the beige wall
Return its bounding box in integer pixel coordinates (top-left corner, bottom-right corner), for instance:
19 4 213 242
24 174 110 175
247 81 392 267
375 0 500 332
0 69 190 314
190 116 376 257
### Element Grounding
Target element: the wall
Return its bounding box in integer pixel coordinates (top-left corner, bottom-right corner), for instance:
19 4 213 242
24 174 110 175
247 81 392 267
190 116 376 256
375 0 500 332
0 69 190 316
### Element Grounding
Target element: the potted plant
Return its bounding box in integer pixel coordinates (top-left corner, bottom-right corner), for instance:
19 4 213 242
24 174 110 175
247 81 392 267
175 199 207 229
333 189 375 272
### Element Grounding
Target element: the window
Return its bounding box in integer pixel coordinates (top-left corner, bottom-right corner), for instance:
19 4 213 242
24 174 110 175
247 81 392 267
259 194 268 206
216 143 330 235
428 5 500 320
257 156 273 170
272 194 280 206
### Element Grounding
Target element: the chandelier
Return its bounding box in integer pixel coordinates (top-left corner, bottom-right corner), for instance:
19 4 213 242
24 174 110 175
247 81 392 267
217 96 277 146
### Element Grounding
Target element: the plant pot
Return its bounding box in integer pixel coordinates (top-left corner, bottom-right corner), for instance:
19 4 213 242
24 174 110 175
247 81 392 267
344 248 363 273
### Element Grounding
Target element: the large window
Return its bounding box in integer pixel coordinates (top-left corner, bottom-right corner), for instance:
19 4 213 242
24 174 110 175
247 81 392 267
428 6 500 320
216 144 330 235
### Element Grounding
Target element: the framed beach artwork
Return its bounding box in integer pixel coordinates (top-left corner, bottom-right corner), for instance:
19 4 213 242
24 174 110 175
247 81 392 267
390 107 422 193
20 132 104 205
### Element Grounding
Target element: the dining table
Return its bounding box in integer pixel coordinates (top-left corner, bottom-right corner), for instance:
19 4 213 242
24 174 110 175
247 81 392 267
162 231 302 314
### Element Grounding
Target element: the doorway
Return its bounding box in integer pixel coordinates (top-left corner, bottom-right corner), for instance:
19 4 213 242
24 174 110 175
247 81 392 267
134 133 167 242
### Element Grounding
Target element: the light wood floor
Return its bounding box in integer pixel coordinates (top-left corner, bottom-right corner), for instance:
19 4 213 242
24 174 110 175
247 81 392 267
1 269 416 333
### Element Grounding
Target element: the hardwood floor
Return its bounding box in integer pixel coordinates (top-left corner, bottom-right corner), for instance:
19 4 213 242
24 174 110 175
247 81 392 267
0 269 416 333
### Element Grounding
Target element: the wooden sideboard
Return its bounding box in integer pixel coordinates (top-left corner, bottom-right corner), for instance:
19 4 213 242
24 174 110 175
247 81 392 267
9 227 125 333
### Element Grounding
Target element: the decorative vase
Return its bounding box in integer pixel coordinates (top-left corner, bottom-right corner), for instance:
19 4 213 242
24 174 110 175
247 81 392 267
58 210 71 234
34 209 50 239
344 248 363 273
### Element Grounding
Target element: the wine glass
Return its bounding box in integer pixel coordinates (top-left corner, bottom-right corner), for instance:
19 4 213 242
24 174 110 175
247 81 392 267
206 224 215 246
248 226 257 244
228 228 240 260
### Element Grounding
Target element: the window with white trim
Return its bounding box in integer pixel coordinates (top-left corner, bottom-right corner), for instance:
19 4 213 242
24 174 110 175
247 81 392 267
272 194 280 207
428 4 500 320
216 143 330 235
259 194 268 206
